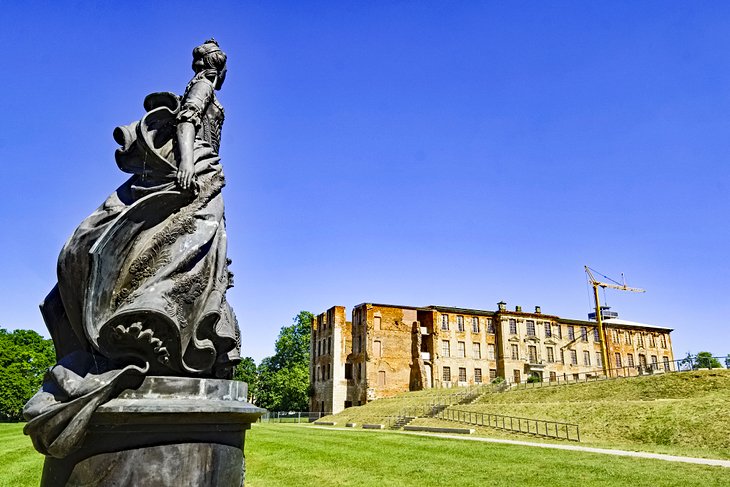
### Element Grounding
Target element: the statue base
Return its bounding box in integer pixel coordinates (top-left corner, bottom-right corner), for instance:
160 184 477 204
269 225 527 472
39 376 265 487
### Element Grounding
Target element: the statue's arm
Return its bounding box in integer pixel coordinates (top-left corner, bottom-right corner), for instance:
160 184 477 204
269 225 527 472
176 75 215 189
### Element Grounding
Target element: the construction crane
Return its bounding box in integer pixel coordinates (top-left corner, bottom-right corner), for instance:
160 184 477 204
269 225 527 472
584 266 645 376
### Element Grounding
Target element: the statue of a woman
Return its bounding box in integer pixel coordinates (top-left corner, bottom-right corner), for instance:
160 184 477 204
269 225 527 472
24 39 241 458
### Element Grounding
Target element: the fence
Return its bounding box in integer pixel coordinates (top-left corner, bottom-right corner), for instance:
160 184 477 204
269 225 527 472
435 407 580 442
259 411 329 423
504 355 729 392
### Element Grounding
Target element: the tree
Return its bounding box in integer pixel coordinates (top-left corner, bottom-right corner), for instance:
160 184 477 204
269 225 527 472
233 356 258 403
695 351 722 369
0 328 56 421
255 311 312 412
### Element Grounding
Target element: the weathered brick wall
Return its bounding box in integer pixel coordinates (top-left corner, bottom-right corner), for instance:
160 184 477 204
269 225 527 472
311 302 675 411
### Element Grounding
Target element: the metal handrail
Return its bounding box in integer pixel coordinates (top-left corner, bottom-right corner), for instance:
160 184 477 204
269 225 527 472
436 407 580 442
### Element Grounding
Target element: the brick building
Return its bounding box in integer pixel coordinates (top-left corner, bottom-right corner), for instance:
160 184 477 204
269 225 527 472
310 301 674 414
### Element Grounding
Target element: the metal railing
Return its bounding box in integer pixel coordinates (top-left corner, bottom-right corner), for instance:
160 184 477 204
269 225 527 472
502 355 729 392
435 407 580 442
259 411 330 423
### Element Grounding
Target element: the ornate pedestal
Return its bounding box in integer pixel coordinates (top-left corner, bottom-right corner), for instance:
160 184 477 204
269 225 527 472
39 377 265 487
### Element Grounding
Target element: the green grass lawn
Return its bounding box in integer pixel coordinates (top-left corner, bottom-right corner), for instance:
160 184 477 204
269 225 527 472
0 423 43 487
4 422 730 486
246 424 730 487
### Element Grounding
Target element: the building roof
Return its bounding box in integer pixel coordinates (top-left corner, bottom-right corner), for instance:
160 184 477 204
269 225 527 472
602 318 673 332
425 305 497 317
354 302 424 311
344 302 672 332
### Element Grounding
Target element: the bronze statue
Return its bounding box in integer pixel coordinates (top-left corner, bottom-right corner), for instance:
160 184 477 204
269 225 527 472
24 39 242 459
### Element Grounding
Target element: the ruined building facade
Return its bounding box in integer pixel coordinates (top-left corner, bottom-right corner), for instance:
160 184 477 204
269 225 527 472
310 302 674 414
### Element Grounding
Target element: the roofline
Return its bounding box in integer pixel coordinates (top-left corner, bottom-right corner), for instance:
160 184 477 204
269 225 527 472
333 302 673 331
353 302 425 311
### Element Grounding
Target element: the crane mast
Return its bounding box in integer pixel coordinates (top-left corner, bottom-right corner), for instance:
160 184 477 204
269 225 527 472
584 266 645 376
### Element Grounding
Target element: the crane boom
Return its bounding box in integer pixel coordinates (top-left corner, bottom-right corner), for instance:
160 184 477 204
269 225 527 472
584 266 645 376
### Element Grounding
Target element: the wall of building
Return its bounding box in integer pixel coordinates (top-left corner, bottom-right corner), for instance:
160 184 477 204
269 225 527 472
310 306 348 414
430 309 498 388
310 301 675 412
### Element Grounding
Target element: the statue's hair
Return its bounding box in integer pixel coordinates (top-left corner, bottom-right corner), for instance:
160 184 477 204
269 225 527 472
193 38 227 72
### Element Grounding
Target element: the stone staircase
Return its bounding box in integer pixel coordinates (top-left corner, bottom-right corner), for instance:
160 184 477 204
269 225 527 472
390 416 416 430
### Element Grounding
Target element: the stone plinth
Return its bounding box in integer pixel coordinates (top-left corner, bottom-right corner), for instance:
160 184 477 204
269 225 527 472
40 376 265 487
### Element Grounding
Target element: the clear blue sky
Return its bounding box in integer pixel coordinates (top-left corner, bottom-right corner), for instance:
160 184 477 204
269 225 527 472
1 2 728 363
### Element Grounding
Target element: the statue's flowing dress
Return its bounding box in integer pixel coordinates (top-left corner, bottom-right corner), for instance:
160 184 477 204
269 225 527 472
24 70 241 457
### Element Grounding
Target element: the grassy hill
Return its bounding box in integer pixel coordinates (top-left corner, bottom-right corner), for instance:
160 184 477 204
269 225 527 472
326 370 730 458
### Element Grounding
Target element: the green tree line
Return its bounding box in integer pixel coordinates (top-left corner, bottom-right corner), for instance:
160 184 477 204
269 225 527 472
234 311 312 412
0 328 55 421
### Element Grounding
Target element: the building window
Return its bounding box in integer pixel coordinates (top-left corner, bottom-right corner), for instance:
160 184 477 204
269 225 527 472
509 319 517 335
374 340 382 358
511 344 519 360
513 370 521 383
555 324 562 339
583 351 591 366
487 344 495 360
457 341 466 358
596 353 603 368
651 355 658 369
544 322 551 337
560 349 565 364
639 354 647 368
374 316 381 331
472 342 481 359
486 318 495 334
611 329 619 342
637 334 645 348
489 369 497 380
528 346 538 363
615 353 622 368
345 363 353 380
546 346 555 363
648 334 655 348
357 335 362 353
627 354 635 367
661 334 668 349
526 320 536 337
624 331 631 345
593 328 600 342
441 314 449 331
457 316 465 332
568 326 575 340
472 317 479 333
378 370 386 386
580 327 588 342
442 366 451 382
474 368 482 383
458 367 467 382
570 350 578 365
663 356 670 371
328 337 332 354
549 371 557 382
442 340 450 357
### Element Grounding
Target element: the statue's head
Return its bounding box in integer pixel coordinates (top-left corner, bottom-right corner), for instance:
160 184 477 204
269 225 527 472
192 38 227 90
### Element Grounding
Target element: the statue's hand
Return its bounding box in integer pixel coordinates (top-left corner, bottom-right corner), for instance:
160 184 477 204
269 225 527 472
176 160 195 190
